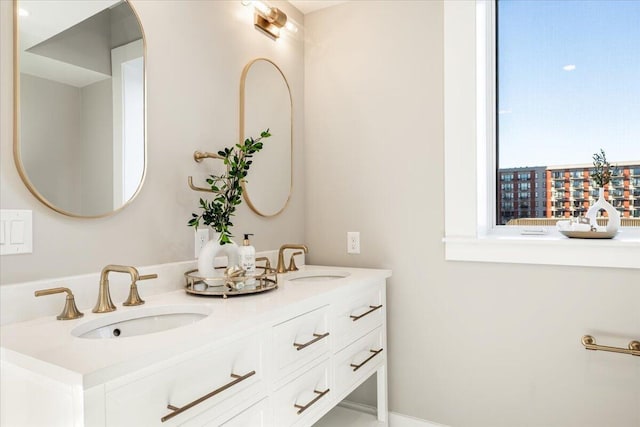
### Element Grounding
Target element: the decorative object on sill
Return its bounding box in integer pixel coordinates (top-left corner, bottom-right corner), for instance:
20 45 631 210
241 1 299 40
558 149 620 239
586 149 620 236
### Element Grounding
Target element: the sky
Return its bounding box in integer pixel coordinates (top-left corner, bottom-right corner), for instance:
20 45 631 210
498 0 640 169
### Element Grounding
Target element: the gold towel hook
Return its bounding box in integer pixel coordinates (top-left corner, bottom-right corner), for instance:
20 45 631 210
193 151 223 163
187 176 220 193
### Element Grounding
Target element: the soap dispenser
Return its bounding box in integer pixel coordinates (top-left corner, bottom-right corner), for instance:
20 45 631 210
238 234 256 287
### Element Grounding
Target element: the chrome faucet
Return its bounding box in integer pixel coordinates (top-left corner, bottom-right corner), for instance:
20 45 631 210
93 265 158 313
276 244 308 273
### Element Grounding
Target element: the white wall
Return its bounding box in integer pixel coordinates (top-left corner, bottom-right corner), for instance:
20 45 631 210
304 2 639 426
0 0 305 283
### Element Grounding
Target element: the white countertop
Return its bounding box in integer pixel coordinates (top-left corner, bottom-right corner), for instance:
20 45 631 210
0 265 391 389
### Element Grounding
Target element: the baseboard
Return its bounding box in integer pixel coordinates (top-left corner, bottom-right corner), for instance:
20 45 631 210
339 400 450 427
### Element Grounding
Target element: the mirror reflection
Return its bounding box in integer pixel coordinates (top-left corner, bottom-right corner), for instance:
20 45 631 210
15 0 145 217
241 58 292 217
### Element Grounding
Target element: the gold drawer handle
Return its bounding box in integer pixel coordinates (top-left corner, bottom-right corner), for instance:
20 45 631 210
293 332 330 351
350 305 382 322
161 370 256 422
582 335 640 357
294 388 330 415
350 348 383 372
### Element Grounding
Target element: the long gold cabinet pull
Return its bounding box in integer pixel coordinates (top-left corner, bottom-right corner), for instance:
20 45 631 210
350 348 384 372
294 388 330 415
293 332 330 351
161 370 256 422
582 335 640 357
350 305 383 322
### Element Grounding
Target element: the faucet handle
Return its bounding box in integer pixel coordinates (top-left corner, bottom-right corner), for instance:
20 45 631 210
35 287 84 320
288 251 303 272
123 273 158 307
256 257 272 271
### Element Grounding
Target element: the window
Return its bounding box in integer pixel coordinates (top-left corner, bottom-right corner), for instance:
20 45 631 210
443 0 639 268
496 0 640 226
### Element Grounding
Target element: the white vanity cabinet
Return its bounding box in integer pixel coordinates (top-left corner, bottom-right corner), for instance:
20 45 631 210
0 266 390 427
103 333 264 426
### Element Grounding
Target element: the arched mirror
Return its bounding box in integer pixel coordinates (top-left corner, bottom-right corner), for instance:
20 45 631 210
240 58 292 217
14 0 146 218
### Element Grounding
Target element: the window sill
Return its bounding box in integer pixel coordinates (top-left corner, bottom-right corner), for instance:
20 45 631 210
444 234 640 269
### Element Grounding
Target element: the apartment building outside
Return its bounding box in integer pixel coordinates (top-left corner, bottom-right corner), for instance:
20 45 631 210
497 166 547 225
547 162 640 219
497 163 640 225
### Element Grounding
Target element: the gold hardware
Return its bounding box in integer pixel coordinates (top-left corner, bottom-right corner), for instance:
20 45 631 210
123 274 158 306
294 388 330 415
293 332 330 351
277 244 308 273
255 256 271 271
350 348 384 372
161 370 256 423
34 287 84 320
288 251 303 272
93 265 157 313
581 335 640 357
193 151 223 163
350 305 383 322
188 176 220 193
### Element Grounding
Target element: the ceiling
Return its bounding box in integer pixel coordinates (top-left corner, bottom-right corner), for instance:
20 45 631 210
288 1 347 15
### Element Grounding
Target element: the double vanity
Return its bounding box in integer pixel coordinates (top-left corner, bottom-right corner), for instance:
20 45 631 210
0 260 390 426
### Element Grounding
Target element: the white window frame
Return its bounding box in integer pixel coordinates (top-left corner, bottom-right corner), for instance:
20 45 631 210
443 0 640 269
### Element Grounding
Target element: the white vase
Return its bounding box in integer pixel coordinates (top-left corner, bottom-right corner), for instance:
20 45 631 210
586 187 620 233
197 232 239 278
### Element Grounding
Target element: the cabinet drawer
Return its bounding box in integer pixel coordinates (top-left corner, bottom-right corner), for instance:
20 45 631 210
334 327 384 399
333 287 384 351
273 306 330 381
218 398 270 427
272 359 332 427
105 335 263 426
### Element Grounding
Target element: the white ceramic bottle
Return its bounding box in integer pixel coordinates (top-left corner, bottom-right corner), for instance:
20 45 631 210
238 233 256 287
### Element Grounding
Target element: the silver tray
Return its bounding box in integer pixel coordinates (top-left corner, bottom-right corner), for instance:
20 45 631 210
559 229 617 239
184 267 278 298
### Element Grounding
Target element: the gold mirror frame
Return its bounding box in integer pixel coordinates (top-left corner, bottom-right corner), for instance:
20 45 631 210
240 58 293 218
13 0 147 219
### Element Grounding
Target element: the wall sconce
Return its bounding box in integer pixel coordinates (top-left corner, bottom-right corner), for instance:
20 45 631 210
242 1 298 40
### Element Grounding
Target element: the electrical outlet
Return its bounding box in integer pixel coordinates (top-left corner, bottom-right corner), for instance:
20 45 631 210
347 231 360 254
194 228 210 258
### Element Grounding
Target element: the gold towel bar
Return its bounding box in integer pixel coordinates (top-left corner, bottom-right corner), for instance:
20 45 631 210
581 335 640 357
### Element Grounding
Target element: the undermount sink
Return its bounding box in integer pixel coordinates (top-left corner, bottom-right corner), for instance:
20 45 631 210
286 269 351 282
71 305 211 339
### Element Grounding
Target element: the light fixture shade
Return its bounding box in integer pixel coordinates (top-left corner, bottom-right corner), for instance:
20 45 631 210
244 1 296 40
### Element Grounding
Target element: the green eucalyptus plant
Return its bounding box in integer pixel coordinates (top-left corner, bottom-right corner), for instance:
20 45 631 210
591 149 617 188
188 129 271 244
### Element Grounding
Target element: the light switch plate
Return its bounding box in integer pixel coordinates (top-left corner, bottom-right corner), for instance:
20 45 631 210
1 210 33 255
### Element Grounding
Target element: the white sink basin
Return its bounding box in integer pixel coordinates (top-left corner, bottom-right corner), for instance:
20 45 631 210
72 305 211 339
286 269 351 282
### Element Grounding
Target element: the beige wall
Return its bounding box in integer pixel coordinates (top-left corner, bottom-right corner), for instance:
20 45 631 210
304 2 639 426
0 0 305 283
